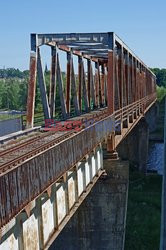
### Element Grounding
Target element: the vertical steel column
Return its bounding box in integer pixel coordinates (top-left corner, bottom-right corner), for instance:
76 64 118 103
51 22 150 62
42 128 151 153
123 52 127 107
98 64 102 107
90 60 96 108
56 54 67 120
107 51 114 114
139 64 142 100
78 56 82 111
66 52 71 115
143 68 146 98
115 54 120 110
87 59 91 109
129 55 132 104
148 70 150 96
101 64 105 106
120 47 124 109
126 51 129 106
71 54 80 115
82 59 89 112
132 58 134 102
134 60 138 101
95 62 99 107
143 67 145 98
49 46 57 119
117 48 121 108
104 63 108 106
26 34 37 128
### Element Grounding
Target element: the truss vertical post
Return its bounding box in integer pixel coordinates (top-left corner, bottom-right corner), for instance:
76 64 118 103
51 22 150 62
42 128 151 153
57 54 67 120
129 56 132 104
107 51 115 114
101 64 105 106
107 32 115 114
120 46 124 109
98 63 102 107
126 51 129 105
78 56 82 111
66 52 71 115
95 62 99 107
71 54 80 115
132 59 135 100
82 59 89 112
131 57 134 103
87 59 91 109
49 46 57 119
90 60 96 108
26 34 37 128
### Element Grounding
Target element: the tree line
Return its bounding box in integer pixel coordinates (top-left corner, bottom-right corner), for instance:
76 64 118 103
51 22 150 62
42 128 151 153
150 68 166 101
0 68 63 112
0 67 165 111
150 68 166 87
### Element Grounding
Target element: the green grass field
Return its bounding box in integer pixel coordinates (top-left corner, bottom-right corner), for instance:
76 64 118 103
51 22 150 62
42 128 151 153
125 167 162 250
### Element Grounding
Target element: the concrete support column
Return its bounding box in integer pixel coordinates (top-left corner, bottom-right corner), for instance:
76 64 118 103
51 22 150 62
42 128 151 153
145 103 158 132
51 158 129 250
117 117 149 173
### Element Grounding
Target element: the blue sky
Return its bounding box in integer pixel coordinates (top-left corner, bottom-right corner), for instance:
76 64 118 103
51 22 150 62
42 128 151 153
0 0 165 70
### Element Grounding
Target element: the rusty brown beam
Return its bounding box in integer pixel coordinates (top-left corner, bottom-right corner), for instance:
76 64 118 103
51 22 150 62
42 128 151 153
107 51 114 114
49 46 57 118
26 52 37 128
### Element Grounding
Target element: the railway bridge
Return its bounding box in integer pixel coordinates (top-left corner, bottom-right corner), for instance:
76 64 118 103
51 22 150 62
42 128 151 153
0 32 156 250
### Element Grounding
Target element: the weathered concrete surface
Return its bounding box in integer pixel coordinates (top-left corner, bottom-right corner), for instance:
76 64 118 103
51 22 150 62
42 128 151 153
50 159 129 250
117 118 149 173
145 103 158 133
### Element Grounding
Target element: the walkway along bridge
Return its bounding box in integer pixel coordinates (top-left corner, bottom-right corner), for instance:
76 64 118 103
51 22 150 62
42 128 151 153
0 32 156 250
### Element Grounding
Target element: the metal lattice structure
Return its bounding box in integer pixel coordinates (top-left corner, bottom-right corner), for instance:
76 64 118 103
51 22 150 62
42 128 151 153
26 32 156 128
0 33 157 238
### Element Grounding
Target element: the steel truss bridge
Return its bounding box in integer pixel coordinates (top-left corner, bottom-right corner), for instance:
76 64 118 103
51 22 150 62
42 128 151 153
0 32 156 250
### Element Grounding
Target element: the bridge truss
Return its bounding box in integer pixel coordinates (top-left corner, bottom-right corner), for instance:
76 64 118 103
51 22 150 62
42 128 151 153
0 33 157 247
26 32 156 127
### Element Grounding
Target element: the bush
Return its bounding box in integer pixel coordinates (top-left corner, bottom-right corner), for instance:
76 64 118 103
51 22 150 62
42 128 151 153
157 86 166 102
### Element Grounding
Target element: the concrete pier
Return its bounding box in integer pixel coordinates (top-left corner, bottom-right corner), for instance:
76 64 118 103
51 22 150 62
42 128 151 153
50 158 129 250
117 118 149 173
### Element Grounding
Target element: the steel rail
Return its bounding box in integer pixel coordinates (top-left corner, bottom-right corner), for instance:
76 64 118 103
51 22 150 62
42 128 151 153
0 131 56 157
0 131 76 175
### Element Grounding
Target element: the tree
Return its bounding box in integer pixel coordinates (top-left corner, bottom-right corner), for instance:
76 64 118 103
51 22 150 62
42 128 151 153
151 68 166 87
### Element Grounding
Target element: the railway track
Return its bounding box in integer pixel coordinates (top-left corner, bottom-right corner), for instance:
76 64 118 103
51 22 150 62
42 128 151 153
0 131 55 157
0 130 76 175
0 108 108 176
